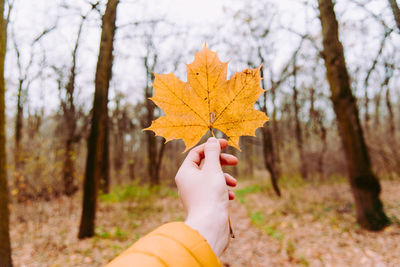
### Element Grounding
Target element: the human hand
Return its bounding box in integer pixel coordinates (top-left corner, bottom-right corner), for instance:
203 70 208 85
175 137 238 257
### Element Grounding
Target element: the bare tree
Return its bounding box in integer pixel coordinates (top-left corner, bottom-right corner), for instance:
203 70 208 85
55 7 94 196
363 30 392 130
111 93 133 175
141 27 168 186
290 41 310 180
11 20 56 201
78 0 119 239
309 84 328 178
259 60 281 196
388 0 400 30
0 0 12 264
318 0 390 230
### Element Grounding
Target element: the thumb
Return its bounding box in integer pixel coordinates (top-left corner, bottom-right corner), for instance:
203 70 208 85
203 137 221 171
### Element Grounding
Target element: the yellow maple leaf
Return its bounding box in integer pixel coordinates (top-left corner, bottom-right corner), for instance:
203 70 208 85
144 46 269 152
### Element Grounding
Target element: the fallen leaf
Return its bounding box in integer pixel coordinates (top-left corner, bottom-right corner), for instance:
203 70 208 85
145 45 269 151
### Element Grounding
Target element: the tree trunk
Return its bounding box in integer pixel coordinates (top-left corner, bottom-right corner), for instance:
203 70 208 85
259 65 281 197
228 146 238 177
292 61 308 179
128 132 136 181
0 1 13 264
388 0 400 30
364 89 370 131
316 114 328 179
15 79 23 154
154 139 166 185
382 65 400 175
63 139 77 196
78 0 119 239
318 0 390 230
61 14 86 196
243 137 254 177
99 117 110 193
14 79 24 201
112 98 128 174
144 50 165 185
385 89 395 138
270 87 281 171
374 90 382 128
262 126 281 196
309 86 327 178
146 128 157 184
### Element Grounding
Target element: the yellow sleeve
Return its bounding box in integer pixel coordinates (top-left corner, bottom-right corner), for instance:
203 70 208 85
106 222 221 267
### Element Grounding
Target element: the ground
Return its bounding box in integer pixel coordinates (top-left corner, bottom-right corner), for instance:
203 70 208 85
10 176 400 267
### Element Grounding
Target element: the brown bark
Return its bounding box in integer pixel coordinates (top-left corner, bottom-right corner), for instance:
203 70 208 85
318 0 390 230
13 78 25 201
382 64 400 174
15 79 23 153
143 46 165 185
0 1 12 264
27 109 42 139
261 126 281 196
243 137 254 177
78 0 119 239
112 97 124 172
229 146 239 178
292 59 308 179
60 15 87 196
385 89 395 138
112 96 132 174
99 116 110 193
388 0 400 30
309 86 327 178
63 139 77 196
127 131 136 181
373 90 382 127
270 87 281 170
259 64 281 197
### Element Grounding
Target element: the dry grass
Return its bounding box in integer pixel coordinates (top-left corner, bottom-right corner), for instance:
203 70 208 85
222 178 400 267
10 178 400 266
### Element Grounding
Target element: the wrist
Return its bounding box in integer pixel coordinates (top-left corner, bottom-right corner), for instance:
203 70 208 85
185 208 229 257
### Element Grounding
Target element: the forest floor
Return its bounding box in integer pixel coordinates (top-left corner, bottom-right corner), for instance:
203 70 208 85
10 174 400 267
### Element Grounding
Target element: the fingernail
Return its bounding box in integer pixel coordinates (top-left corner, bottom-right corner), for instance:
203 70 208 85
208 137 218 144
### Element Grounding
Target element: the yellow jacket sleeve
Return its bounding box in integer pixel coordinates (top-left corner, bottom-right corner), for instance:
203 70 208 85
106 222 221 267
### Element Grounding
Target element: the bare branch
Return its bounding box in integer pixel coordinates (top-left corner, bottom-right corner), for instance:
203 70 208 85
348 0 391 31
364 29 393 91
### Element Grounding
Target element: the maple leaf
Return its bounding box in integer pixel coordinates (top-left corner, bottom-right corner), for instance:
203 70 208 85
144 46 269 152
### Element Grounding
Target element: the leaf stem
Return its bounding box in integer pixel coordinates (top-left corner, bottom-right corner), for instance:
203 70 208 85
210 127 215 137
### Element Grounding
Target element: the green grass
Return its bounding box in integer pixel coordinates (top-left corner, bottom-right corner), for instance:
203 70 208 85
390 215 400 225
95 226 128 240
249 210 285 241
235 184 268 203
99 182 179 203
265 225 285 241
99 183 154 203
250 210 265 225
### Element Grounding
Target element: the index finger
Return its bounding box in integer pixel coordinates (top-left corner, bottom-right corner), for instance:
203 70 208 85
183 138 228 167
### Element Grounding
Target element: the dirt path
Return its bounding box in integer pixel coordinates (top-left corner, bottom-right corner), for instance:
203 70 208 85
220 200 277 267
10 179 400 266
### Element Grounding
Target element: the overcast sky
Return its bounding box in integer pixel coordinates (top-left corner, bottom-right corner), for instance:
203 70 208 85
4 0 399 120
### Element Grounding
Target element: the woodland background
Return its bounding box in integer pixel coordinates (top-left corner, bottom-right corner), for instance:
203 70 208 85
0 0 400 266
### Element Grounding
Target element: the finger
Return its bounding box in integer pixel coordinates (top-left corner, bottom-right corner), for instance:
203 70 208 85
199 158 204 169
220 153 238 166
228 190 235 200
225 173 237 187
184 138 228 167
203 137 222 171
